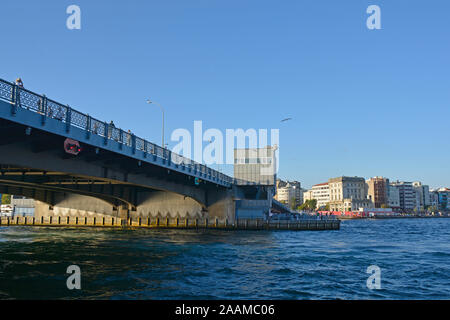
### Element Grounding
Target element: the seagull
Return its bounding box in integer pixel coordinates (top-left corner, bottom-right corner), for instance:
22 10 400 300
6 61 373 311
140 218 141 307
281 118 292 122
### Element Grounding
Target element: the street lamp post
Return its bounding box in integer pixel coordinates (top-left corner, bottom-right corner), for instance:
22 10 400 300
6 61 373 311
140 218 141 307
146 99 164 148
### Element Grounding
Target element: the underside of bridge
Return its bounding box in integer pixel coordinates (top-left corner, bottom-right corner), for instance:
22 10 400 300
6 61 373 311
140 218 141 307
0 117 235 222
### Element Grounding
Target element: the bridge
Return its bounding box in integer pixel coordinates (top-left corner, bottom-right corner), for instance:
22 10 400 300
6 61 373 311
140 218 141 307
0 78 340 231
0 78 278 225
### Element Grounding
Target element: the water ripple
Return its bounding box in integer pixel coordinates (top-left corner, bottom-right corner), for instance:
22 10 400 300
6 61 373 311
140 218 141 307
0 219 450 299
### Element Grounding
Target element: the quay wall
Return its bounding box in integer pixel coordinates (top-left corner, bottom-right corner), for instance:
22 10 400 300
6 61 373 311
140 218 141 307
0 216 340 231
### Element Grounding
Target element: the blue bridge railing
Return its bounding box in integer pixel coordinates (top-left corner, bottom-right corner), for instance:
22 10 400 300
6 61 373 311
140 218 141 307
0 78 237 185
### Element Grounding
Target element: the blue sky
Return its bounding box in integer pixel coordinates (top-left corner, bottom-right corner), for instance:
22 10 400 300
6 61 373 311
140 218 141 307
0 0 449 188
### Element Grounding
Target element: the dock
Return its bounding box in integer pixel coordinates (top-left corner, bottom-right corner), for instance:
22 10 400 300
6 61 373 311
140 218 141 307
0 216 340 231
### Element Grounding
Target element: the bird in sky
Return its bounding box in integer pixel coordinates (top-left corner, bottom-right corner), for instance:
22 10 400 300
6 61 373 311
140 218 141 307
281 118 292 122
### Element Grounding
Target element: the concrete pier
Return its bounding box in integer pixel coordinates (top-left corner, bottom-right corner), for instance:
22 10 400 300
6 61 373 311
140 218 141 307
0 216 340 231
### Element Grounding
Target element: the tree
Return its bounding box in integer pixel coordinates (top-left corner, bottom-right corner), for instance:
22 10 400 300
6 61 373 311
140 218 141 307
290 198 297 211
298 199 317 212
380 204 389 209
1 194 11 205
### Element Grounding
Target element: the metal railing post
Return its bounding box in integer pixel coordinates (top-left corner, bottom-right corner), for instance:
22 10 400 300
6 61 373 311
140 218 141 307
11 84 18 115
41 95 47 125
86 115 91 139
65 105 71 133
143 140 147 158
104 122 109 145
119 129 123 150
131 134 136 154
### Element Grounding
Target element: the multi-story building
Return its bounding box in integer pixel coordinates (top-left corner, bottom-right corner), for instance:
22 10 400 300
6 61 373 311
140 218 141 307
274 180 302 209
329 176 373 212
412 182 430 210
437 188 449 211
366 177 389 208
303 190 313 202
311 182 330 209
233 146 278 219
390 181 416 212
11 195 35 216
388 185 401 209
290 181 302 208
429 189 439 209
234 146 277 185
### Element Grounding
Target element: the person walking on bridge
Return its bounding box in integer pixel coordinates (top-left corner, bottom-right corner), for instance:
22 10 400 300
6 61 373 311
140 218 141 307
108 120 115 139
126 129 132 146
15 78 23 87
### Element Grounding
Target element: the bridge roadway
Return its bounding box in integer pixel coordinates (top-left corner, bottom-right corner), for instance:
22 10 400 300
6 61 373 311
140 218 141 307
0 78 275 224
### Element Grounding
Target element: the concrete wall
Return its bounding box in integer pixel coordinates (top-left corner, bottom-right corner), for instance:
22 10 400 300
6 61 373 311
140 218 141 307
134 191 203 219
206 188 235 221
34 189 236 222
35 193 117 219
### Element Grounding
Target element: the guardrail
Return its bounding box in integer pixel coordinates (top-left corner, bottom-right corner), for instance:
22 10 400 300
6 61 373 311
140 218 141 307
0 78 237 185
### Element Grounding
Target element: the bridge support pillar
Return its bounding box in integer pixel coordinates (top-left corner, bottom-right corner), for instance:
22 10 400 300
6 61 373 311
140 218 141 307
34 193 119 220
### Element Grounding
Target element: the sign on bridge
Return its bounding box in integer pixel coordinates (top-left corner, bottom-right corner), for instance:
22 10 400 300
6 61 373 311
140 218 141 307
64 138 82 155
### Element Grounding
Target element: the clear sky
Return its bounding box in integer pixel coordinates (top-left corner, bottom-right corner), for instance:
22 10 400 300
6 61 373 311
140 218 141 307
0 0 449 189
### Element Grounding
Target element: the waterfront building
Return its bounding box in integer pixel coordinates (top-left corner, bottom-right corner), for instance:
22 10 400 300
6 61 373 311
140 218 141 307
388 185 401 210
437 188 449 211
303 190 313 202
412 182 430 210
11 195 35 216
234 146 277 185
429 189 439 209
233 146 278 220
311 182 330 209
329 176 373 212
390 181 416 212
274 179 302 209
0 204 13 216
366 177 389 208
292 181 303 207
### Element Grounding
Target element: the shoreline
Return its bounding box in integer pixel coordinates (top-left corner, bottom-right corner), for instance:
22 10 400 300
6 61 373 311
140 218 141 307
337 215 450 220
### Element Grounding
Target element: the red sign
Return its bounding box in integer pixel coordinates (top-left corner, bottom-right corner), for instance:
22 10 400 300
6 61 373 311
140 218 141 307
64 138 82 155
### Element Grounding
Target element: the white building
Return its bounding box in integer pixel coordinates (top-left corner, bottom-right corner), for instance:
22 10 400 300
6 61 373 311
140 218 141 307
329 176 373 212
390 181 416 211
311 182 330 209
274 180 302 209
303 190 313 202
